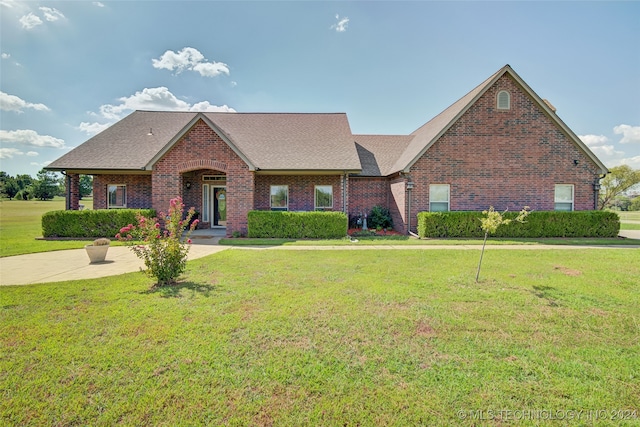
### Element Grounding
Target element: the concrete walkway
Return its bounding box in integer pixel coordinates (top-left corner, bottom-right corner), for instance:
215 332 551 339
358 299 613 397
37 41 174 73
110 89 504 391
1 231 638 286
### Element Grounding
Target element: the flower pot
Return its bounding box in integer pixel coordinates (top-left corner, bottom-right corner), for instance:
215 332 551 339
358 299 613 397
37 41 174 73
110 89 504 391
85 244 109 264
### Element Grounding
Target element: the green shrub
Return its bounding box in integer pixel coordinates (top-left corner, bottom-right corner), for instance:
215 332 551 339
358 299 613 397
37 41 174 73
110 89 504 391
42 209 156 238
248 211 347 239
417 211 620 238
368 205 393 229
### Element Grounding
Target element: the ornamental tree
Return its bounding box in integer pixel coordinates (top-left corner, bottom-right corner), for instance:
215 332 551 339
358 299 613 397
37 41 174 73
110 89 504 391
117 196 199 287
476 206 530 283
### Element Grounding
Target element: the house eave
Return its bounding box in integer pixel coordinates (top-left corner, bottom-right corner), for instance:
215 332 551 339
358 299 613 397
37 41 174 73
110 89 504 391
44 167 152 175
255 169 361 176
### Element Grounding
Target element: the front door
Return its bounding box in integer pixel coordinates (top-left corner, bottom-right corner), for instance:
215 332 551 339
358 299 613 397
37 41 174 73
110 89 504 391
202 184 227 228
213 187 227 226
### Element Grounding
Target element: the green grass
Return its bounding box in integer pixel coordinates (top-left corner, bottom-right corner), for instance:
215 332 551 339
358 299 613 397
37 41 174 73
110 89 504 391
618 211 640 222
221 236 640 246
1 249 639 426
621 223 640 230
0 197 120 258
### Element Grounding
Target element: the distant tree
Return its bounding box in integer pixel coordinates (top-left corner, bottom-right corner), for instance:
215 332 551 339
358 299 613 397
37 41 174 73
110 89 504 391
15 174 34 190
2 177 20 200
32 169 58 201
630 197 640 211
79 175 93 199
599 165 640 210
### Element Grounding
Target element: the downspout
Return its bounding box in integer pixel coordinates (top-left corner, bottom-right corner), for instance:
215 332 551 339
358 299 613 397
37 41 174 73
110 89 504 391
594 173 606 210
406 179 414 236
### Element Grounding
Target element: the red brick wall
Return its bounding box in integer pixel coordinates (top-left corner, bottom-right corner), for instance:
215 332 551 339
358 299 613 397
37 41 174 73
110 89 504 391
389 176 407 234
254 175 344 211
92 174 152 209
348 177 389 217
406 74 601 232
152 119 254 236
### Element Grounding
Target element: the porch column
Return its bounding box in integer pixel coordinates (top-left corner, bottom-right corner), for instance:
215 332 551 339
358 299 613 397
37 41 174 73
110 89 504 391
68 173 80 210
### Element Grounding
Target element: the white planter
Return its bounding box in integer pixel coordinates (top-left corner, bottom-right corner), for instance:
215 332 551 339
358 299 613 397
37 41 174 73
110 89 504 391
85 244 109 264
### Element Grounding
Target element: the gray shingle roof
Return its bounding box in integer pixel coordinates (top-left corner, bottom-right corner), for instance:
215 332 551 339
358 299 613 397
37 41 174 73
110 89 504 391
353 135 414 176
47 111 197 171
48 112 362 172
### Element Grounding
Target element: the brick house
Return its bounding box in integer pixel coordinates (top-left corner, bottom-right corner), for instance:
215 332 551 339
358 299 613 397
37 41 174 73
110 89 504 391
47 65 607 236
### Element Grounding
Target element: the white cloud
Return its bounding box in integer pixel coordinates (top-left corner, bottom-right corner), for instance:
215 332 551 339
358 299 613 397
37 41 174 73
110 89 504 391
588 144 624 158
30 160 52 167
331 14 349 32
0 91 50 112
96 86 235 121
152 47 230 77
19 12 42 29
0 148 24 159
579 134 609 147
39 6 64 22
614 124 640 144
1 53 10 59
0 129 65 148
619 155 640 169
93 2 105 7
190 101 236 112
26 151 38 156
77 121 111 135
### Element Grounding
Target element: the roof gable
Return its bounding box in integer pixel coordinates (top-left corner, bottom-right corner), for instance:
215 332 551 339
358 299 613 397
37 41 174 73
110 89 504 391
389 65 607 175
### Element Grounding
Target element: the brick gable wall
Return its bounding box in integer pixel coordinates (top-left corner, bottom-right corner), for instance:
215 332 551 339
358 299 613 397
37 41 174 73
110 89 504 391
405 74 600 232
152 119 254 236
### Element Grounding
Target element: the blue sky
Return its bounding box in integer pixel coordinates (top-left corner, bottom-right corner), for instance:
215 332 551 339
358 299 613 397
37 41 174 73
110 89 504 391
1 0 639 178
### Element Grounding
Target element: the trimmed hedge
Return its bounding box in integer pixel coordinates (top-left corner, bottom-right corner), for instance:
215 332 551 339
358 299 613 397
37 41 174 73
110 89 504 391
42 209 156 238
247 211 348 239
417 211 620 238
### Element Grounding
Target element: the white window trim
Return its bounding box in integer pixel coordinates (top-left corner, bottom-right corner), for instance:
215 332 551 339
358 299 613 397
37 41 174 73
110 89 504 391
497 90 511 110
270 185 289 211
202 184 210 223
314 185 333 210
107 184 127 209
429 184 450 212
554 184 574 211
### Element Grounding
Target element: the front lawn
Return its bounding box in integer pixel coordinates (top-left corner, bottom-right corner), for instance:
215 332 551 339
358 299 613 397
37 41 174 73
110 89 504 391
2 249 638 425
0 198 103 258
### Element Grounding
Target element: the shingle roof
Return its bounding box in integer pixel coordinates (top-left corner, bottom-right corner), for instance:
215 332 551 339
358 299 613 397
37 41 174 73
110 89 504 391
47 111 197 171
48 112 362 172
353 135 414 176
200 112 360 171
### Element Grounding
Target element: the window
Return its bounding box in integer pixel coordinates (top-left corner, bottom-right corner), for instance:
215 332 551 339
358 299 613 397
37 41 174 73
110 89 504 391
107 184 126 208
315 185 333 210
429 184 450 212
270 185 288 210
497 90 511 110
554 184 574 211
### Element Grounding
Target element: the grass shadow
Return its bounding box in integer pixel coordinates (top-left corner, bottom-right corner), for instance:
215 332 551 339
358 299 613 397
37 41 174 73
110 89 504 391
531 285 560 307
140 281 217 298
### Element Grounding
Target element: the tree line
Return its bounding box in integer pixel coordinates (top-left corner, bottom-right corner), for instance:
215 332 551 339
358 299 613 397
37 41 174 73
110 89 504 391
0 171 93 201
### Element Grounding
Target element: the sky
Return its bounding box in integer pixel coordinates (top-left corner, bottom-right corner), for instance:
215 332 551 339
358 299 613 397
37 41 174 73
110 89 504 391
1 0 639 178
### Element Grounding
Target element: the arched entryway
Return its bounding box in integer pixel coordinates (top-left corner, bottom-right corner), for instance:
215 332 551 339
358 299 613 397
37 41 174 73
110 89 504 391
179 160 229 230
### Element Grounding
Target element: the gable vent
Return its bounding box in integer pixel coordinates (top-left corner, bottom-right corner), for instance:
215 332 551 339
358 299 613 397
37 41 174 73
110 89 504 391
497 90 511 110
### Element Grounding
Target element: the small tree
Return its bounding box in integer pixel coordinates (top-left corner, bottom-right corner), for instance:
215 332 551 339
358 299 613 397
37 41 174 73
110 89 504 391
32 170 59 200
1 177 19 200
476 206 530 283
599 165 640 210
79 175 93 199
117 196 198 287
